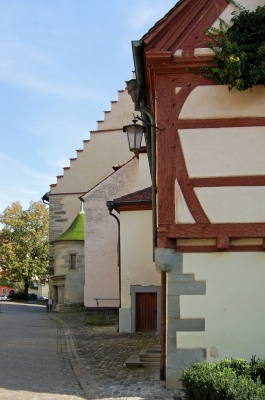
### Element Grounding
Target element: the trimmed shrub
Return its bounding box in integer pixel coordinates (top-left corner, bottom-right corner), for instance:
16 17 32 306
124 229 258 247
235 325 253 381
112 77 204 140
182 359 265 400
250 356 265 385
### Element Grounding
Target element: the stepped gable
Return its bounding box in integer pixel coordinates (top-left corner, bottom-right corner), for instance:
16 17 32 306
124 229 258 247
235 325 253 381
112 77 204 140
142 0 227 54
49 87 133 193
94 89 134 131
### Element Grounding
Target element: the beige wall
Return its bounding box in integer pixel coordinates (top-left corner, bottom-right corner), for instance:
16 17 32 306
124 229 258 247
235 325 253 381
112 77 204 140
179 127 265 178
139 152 151 190
50 90 134 194
51 129 132 194
177 252 265 363
83 158 139 309
179 85 265 120
48 88 135 296
119 210 160 332
175 87 265 225
194 186 265 223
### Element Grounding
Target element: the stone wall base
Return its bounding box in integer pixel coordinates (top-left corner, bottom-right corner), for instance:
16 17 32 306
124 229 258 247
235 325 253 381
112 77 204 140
166 369 183 389
55 303 84 313
84 307 118 326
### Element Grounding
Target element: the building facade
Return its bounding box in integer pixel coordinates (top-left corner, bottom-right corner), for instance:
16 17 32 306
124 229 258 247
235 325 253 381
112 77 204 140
131 0 265 388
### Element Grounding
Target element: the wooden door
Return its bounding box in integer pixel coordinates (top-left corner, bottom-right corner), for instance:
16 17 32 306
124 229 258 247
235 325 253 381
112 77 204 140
136 292 157 332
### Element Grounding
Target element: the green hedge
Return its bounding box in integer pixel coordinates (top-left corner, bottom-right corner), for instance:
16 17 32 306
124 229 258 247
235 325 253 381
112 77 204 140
182 357 265 400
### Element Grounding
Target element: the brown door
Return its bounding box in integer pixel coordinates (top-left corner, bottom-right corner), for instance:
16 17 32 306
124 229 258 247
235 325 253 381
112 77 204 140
136 292 157 332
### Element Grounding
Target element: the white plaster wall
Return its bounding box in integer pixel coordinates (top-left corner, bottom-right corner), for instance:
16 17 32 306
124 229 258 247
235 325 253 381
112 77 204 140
211 0 263 31
195 186 265 223
179 85 265 120
179 127 265 178
120 210 160 310
139 153 151 190
177 252 265 362
83 158 139 308
175 180 195 224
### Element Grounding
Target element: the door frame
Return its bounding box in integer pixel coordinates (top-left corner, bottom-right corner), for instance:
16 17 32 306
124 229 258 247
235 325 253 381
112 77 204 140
131 286 161 334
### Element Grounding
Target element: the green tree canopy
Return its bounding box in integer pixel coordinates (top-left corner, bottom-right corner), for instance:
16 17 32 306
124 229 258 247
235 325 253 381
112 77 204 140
0 201 49 295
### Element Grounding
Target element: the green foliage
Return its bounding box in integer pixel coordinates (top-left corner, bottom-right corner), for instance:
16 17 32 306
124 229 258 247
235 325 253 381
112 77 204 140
182 358 265 400
250 356 265 385
203 0 265 91
0 201 49 294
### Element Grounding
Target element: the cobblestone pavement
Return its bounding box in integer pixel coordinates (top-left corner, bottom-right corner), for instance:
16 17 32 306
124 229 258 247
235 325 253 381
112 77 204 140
56 313 185 400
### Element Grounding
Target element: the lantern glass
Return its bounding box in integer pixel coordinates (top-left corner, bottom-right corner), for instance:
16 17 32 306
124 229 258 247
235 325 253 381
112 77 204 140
125 124 145 151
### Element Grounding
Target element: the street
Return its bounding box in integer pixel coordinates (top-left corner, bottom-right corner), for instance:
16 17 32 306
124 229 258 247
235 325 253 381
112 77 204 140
0 303 183 400
0 302 84 400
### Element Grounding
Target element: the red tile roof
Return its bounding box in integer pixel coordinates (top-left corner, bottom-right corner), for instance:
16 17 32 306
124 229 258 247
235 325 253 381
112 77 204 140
113 187 152 203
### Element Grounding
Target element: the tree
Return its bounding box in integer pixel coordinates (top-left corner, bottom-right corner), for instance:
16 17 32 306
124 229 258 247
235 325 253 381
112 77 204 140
0 201 49 296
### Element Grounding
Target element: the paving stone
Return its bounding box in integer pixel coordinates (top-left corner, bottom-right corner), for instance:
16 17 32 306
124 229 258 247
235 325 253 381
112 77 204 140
0 304 185 399
56 312 184 399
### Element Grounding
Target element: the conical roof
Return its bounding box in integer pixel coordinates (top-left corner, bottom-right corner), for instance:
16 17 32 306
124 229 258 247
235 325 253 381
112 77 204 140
54 212 84 242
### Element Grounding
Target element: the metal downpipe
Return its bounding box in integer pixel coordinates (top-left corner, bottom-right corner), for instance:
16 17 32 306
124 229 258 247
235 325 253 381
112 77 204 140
106 202 121 331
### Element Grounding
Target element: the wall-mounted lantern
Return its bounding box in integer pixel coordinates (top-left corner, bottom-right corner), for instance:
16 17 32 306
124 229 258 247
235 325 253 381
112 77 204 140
123 118 146 152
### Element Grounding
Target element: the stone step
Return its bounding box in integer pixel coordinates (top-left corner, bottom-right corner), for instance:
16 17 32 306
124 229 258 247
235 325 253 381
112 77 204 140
139 348 160 363
125 348 161 368
125 354 141 368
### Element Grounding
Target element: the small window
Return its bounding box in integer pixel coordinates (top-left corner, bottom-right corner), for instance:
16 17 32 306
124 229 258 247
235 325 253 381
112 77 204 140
70 254 76 269
2 289 6 295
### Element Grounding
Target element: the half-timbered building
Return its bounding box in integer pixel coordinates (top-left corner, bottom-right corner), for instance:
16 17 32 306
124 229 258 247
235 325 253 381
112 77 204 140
130 0 265 388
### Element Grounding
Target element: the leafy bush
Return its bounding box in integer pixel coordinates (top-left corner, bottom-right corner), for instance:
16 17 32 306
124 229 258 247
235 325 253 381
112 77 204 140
182 359 265 400
202 0 265 91
250 356 265 385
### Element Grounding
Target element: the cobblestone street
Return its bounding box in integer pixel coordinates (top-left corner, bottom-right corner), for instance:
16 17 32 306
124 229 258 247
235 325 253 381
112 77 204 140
53 313 184 399
0 303 184 399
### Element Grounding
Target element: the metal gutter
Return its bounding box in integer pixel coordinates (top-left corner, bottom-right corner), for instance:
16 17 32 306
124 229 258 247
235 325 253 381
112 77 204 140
131 39 165 381
132 40 152 174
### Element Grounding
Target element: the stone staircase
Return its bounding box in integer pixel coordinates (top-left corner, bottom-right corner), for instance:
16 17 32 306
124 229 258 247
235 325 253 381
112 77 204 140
125 347 160 368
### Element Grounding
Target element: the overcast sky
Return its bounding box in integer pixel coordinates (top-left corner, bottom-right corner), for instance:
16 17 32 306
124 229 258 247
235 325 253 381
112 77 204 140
0 0 177 213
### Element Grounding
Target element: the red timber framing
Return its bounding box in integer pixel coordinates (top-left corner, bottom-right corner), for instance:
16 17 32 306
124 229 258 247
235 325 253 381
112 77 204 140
140 0 265 252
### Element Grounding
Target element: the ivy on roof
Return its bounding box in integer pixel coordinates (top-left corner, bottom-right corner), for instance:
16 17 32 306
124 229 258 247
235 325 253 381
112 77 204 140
55 213 84 242
201 0 265 91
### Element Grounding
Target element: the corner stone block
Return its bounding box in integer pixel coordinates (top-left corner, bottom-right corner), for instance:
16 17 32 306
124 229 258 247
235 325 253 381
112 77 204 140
167 295 180 319
167 349 206 370
169 318 205 332
155 248 183 274
168 280 206 296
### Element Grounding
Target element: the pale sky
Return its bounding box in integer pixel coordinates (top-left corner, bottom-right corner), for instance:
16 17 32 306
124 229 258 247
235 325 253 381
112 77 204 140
0 0 177 213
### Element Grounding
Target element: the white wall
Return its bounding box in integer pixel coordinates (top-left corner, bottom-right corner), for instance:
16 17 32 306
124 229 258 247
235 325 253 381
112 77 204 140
119 210 160 332
177 252 265 362
179 85 265 120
